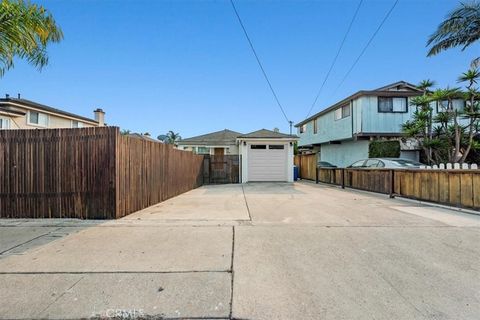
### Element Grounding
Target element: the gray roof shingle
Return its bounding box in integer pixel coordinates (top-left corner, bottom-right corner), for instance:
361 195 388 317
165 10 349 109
178 129 242 146
237 129 298 139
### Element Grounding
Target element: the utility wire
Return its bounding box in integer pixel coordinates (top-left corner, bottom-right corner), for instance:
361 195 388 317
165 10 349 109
305 0 363 118
331 0 399 97
230 0 290 124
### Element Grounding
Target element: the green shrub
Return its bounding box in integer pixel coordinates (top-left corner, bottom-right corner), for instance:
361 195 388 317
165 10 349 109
369 140 400 158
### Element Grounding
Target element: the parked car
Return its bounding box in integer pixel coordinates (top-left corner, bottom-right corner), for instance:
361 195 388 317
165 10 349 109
317 161 337 168
347 158 424 169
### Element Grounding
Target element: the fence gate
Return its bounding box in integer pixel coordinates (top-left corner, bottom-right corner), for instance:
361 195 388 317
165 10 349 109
203 155 240 184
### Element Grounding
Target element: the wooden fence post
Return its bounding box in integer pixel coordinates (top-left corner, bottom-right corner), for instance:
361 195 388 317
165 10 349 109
316 166 319 184
341 169 345 189
389 169 395 198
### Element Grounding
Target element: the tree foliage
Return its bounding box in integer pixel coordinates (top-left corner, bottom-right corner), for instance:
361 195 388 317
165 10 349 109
426 1 480 67
402 70 480 164
0 0 63 76
159 131 181 144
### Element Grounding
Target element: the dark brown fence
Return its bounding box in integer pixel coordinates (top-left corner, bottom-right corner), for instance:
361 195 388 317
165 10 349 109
0 127 204 219
317 168 480 211
203 155 240 184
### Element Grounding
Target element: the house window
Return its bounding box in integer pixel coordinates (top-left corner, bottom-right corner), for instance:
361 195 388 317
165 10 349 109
313 118 318 134
28 111 49 126
0 118 10 129
436 99 465 113
378 97 408 113
334 104 350 120
251 145 267 149
299 124 307 134
72 120 84 128
197 147 210 154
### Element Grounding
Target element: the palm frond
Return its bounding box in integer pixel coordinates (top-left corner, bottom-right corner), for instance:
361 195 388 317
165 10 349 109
427 2 480 56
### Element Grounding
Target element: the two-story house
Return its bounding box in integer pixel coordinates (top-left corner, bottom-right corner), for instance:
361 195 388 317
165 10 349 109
295 81 428 167
0 95 105 129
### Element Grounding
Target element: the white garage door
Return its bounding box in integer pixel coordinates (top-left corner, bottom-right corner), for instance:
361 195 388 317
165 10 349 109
248 144 287 182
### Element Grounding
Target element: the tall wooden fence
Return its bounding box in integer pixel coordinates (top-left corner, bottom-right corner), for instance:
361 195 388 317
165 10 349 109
317 168 480 211
294 154 317 180
0 127 204 219
203 155 240 184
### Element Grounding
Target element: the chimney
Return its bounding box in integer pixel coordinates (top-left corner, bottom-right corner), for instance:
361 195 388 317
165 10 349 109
93 108 105 126
17 93 21 99
5 94 9 99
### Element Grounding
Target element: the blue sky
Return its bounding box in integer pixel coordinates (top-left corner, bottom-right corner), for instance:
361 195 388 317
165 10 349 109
2 0 479 138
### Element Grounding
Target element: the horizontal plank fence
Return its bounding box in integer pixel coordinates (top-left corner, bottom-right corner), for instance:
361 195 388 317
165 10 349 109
0 127 204 219
317 168 480 211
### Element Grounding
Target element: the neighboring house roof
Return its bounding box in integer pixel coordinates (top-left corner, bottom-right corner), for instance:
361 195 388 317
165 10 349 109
0 97 99 124
178 129 242 146
295 81 423 127
237 129 298 139
126 133 162 143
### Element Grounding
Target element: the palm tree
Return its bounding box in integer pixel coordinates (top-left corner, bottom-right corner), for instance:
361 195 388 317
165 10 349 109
0 0 63 76
120 129 131 135
165 131 181 145
431 87 464 162
458 68 480 162
417 79 436 94
426 1 480 67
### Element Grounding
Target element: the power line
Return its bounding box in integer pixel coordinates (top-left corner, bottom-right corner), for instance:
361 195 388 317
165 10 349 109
331 0 399 97
305 0 364 118
229 0 290 124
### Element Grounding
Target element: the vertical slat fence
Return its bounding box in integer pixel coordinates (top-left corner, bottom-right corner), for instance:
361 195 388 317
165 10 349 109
0 127 204 219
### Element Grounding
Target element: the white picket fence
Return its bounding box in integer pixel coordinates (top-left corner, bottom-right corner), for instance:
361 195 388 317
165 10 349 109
420 163 479 170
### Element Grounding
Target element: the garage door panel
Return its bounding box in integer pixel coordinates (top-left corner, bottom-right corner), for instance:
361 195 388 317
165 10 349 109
248 146 287 182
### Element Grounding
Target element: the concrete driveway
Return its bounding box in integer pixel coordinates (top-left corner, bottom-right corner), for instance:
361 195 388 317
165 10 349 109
0 182 479 319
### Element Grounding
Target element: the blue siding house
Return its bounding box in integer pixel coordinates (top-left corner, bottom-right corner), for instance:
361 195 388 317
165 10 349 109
295 81 426 167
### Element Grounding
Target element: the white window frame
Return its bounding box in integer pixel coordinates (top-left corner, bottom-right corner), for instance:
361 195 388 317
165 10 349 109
27 110 49 127
299 124 307 134
196 146 210 154
0 117 11 129
71 120 84 128
378 97 408 113
334 104 350 120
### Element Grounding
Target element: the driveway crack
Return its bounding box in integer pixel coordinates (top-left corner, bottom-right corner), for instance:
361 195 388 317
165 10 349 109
37 275 85 317
229 226 236 319
241 185 252 221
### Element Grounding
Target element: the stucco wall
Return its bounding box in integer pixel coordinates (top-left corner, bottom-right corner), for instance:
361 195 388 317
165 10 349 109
320 140 370 168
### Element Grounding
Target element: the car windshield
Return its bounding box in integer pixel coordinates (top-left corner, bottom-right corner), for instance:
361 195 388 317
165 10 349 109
349 160 365 168
388 159 422 167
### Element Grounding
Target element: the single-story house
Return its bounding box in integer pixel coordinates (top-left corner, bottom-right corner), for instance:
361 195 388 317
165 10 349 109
179 128 299 182
177 129 242 155
0 94 105 129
